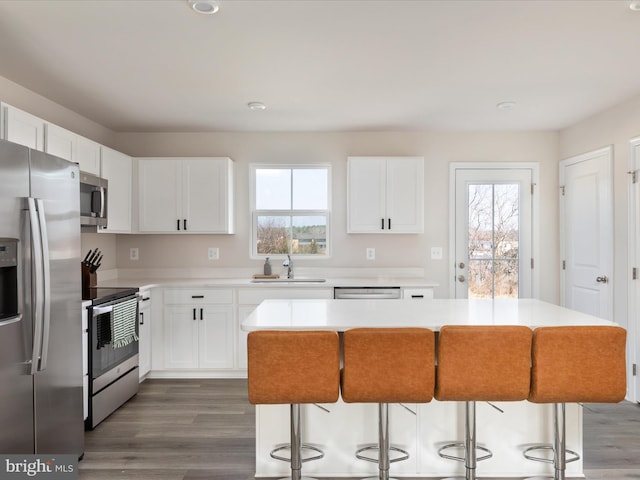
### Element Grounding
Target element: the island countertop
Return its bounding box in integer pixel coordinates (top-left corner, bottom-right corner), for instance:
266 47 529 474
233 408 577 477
241 298 617 331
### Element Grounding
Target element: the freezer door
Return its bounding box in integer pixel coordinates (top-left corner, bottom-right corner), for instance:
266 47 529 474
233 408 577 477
0 139 34 452
29 149 84 456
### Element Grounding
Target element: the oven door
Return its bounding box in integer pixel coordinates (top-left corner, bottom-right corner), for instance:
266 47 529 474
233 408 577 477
90 299 138 390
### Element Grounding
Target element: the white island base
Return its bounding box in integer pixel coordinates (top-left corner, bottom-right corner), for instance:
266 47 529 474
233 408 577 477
255 400 583 478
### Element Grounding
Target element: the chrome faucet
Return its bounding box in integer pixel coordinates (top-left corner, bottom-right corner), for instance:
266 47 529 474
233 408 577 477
283 254 294 279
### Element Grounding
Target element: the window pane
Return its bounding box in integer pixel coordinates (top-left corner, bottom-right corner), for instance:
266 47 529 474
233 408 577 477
494 184 519 260
256 216 291 254
292 216 327 255
494 259 519 298
468 184 493 260
292 169 328 210
256 169 291 209
468 260 493 299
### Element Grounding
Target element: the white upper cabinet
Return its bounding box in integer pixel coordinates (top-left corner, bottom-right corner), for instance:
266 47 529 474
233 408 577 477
138 157 234 234
348 156 424 233
44 123 75 161
100 146 132 233
75 136 102 175
1 103 45 150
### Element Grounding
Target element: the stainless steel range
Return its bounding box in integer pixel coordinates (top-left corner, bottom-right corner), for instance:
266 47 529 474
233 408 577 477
84 286 139 429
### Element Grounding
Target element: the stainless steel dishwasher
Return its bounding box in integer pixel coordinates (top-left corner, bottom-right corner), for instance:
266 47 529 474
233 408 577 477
333 286 401 299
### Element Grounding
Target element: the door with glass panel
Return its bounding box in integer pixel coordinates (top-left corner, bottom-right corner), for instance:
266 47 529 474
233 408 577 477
453 167 534 299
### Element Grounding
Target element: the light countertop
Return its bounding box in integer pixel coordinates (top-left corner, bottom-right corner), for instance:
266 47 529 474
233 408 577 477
241 298 617 331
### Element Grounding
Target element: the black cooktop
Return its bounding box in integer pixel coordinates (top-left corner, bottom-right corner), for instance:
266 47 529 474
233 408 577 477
84 287 139 305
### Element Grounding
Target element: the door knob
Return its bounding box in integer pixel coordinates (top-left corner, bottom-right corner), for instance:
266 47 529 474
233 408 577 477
457 275 465 283
596 276 608 284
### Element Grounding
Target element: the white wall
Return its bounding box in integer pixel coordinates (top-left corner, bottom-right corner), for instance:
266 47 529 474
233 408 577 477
114 131 560 301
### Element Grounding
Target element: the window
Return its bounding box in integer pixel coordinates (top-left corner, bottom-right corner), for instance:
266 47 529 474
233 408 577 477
251 165 330 257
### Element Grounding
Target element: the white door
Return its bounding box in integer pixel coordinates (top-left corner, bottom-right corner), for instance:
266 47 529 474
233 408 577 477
452 165 535 299
183 158 228 233
138 158 182 232
560 147 613 320
100 147 132 233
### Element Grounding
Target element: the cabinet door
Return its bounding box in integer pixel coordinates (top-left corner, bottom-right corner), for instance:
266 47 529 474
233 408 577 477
163 306 199 369
138 158 182 232
182 158 233 233
100 147 132 233
44 123 75 161
75 136 101 175
198 306 235 369
2 104 44 150
138 292 152 379
347 157 387 233
386 157 424 233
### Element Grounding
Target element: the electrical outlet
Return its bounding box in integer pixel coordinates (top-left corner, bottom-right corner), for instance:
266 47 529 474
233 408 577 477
130 248 139 261
208 247 219 260
431 247 443 260
366 248 375 260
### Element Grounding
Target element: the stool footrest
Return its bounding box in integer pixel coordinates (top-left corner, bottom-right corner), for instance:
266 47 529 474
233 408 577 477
355 444 410 464
523 445 580 465
437 442 493 463
270 444 324 464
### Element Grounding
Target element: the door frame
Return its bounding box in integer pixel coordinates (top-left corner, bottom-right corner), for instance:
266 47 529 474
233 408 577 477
449 162 540 299
628 137 640 403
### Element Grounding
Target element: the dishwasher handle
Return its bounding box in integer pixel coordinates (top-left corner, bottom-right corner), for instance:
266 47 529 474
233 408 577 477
335 293 401 299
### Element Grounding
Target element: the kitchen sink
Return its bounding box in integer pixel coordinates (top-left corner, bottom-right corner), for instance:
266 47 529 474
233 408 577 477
250 278 327 283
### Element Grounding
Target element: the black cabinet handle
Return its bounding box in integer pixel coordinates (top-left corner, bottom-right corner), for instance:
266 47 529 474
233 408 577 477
141 297 150 302
192 308 196 320
411 295 424 299
177 219 180 231
192 295 204 299
184 219 187 231
140 312 144 325
381 218 384 230
388 218 391 230
200 308 203 320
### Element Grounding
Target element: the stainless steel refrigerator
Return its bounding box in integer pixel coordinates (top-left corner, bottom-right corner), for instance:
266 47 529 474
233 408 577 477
0 138 83 456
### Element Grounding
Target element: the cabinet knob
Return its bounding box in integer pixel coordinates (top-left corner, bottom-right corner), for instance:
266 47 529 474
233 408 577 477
457 275 466 283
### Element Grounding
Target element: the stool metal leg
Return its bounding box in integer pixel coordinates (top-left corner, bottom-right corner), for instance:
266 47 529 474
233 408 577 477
269 404 324 480
522 403 580 480
355 403 410 480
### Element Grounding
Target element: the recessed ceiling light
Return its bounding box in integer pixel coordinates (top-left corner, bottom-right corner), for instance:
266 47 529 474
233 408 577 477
630 0 640 11
247 102 266 111
496 101 516 111
188 0 219 15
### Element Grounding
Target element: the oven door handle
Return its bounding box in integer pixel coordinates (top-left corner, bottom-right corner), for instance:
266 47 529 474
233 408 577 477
92 305 114 316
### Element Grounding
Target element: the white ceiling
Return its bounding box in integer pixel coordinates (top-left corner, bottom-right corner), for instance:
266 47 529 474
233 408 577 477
0 0 639 133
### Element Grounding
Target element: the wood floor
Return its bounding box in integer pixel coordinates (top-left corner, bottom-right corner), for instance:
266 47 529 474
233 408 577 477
78 379 640 480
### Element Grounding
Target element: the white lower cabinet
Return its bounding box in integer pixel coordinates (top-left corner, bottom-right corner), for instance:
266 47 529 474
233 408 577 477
162 288 234 371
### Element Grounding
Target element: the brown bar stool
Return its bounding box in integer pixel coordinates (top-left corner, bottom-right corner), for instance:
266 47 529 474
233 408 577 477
435 325 533 480
523 325 626 480
248 330 340 480
341 327 436 480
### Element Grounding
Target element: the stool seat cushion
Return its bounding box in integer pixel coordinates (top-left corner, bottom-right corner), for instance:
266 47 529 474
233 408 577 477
248 330 340 405
435 325 532 402
341 327 435 403
529 326 626 404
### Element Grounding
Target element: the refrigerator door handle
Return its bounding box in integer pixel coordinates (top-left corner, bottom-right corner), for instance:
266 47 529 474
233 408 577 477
36 198 51 372
0 314 22 327
28 197 44 375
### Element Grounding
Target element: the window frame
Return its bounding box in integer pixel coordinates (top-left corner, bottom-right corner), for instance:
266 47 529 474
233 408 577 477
250 163 332 259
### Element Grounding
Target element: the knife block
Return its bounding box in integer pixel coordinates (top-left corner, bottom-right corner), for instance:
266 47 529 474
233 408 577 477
81 263 96 298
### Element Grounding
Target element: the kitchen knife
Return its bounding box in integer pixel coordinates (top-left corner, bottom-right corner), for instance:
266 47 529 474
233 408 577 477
83 250 92 265
93 254 103 269
87 248 99 266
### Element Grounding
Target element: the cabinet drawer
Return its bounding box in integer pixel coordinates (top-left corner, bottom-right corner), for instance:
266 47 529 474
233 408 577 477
164 288 233 305
238 288 332 304
403 288 434 300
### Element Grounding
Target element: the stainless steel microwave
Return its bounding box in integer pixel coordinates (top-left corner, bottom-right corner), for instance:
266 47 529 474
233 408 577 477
80 171 108 227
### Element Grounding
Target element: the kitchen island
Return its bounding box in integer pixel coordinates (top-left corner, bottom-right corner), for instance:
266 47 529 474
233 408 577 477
242 298 619 478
